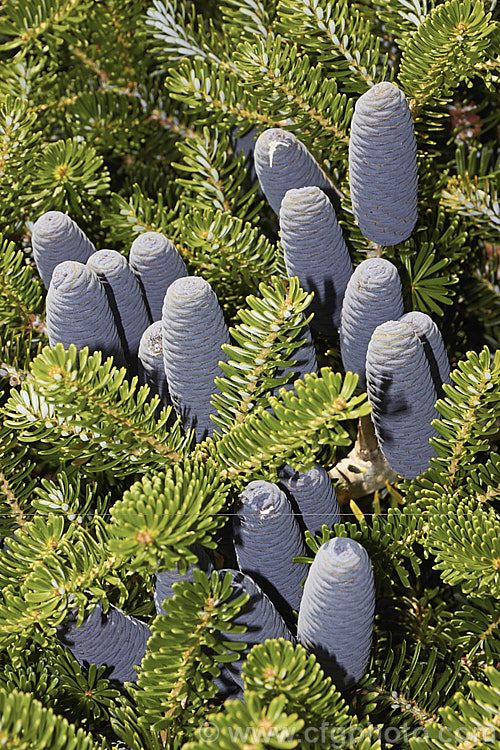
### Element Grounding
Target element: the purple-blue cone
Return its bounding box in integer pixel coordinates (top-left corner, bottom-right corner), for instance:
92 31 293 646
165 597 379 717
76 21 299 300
297 537 374 690
339 257 404 389
31 210 95 289
87 249 151 361
59 601 151 683
232 480 309 619
366 319 438 478
154 546 213 615
279 463 341 535
280 186 353 334
400 311 450 396
161 276 230 442
138 321 170 407
46 260 126 367
129 232 187 322
254 128 333 215
218 569 294 688
349 82 417 245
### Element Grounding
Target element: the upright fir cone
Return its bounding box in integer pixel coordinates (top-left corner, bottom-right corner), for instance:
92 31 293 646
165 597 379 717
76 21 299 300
161 276 229 441
280 186 353 335
212 666 245 703
400 311 451 396
218 569 294 688
297 537 375 690
87 249 150 364
232 480 309 619
279 463 341 535
254 128 333 215
339 257 404 389
349 82 418 245
138 321 170 407
129 232 187 322
366 319 438 478
46 260 125 367
59 602 151 683
31 210 95 289
154 546 213 615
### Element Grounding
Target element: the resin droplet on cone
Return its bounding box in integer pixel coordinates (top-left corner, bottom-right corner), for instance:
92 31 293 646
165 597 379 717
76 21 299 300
233 480 309 619
138 321 170 407
255 128 333 215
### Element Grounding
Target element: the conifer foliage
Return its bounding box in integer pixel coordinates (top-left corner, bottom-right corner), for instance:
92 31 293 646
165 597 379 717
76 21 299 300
0 0 498 748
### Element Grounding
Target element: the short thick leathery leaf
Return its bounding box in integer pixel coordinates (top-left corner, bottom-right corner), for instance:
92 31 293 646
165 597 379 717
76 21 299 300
154 545 213 615
366 319 438 478
161 276 230 442
272 315 318 396
87 249 150 362
279 463 341 535
129 231 187 322
46 260 126 367
218 569 294 687
138 320 170 406
340 257 403 389
31 210 95 289
59 601 151 684
280 186 353 334
400 310 451 397
254 128 333 215
349 82 417 245
232 480 309 618
297 537 374 690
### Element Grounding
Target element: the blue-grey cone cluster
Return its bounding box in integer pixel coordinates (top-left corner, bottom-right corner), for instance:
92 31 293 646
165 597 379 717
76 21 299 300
254 128 333 215
46 260 125 366
154 546 213 615
233 480 309 618
366 319 438 478
279 463 341 535
219 569 294 688
161 276 230 441
129 232 187 322
87 249 151 362
297 537 374 689
280 186 353 334
349 82 417 246
340 257 404 389
59 601 151 683
31 210 96 289
138 321 170 407
400 311 450 396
